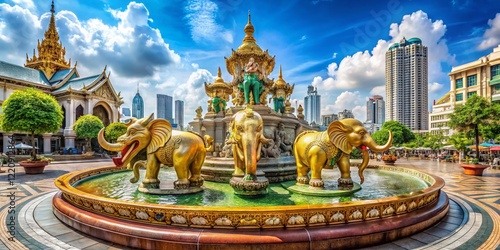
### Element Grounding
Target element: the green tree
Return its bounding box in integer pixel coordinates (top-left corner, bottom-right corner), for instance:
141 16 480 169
73 114 104 152
373 121 414 146
1 88 63 160
448 132 473 161
372 129 391 146
448 95 500 157
105 122 127 142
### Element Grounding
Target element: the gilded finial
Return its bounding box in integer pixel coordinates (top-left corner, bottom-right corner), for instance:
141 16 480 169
25 0 70 78
279 65 282 79
243 10 255 43
217 67 222 78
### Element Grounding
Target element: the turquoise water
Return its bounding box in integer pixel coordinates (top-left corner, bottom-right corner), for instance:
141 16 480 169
74 168 430 207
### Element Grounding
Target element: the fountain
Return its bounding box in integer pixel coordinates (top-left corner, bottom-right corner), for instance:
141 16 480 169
52 13 449 249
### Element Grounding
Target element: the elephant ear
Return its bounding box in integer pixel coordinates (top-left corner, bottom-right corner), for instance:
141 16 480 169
146 118 172 154
328 121 352 154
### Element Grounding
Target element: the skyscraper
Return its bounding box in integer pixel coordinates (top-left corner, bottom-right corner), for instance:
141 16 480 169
385 37 428 130
132 87 144 119
157 94 173 124
366 95 385 124
304 85 321 124
175 100 184 130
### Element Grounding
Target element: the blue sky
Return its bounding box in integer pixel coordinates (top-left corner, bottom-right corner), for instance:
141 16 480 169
1 0 500 123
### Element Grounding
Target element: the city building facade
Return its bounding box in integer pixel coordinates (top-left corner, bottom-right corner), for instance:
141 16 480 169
157 94 173 124
321 114 338 126
175 100 184 130
338 109 354 120
430 44 500 136
366 95 385 124
0 2 122 153
385 37 428 131
304 85 321 124
132 88 144 119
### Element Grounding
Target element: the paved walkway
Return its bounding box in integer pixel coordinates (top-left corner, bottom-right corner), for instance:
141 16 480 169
0 158 500 249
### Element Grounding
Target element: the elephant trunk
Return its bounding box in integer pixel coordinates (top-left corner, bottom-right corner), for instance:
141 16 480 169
358 146 370 184
130 160 146 183
365 131 393 152
242 135 258 178
98 128 126 151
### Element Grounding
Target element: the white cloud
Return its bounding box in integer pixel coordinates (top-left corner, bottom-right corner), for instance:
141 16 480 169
478 13 500 50
184 0 233 44
429 82 443 92
300 35 307 41
312 10 453 122
12 0 34 10
322 91 365 120
173 69 214 116
370 85 385 96
0 3 41 64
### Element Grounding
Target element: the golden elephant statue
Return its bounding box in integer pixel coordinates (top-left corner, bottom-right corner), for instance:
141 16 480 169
227 108 272 181
98 114 213 190
293 118 392 188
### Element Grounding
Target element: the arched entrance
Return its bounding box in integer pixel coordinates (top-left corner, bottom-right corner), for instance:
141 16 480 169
92 103 111 126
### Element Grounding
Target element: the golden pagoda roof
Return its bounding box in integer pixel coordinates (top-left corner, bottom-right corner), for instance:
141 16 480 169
25 0 70 79
274 65 286 88
204 67 233 98
225 11 275 78
270 65 294 98
236 11 263 54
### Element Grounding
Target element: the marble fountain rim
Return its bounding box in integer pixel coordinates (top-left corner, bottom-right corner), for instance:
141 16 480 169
53 165 445 229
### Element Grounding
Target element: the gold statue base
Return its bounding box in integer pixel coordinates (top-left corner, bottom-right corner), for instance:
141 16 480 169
138 183 204 195
282 181 361 197
229 171 269 196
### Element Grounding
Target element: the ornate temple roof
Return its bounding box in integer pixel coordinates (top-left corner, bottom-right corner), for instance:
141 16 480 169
225 11 275 78
0 60 49 85
25 0 71 79
204 67 232 99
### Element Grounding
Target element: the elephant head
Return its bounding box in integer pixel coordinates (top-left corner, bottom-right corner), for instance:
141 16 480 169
328 118 392 183
98 113 172 168
230 108 272 179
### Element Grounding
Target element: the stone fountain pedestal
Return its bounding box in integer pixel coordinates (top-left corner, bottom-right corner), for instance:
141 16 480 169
229 171 269 196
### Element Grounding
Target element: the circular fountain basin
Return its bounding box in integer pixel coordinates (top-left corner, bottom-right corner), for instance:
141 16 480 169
53 165 449 249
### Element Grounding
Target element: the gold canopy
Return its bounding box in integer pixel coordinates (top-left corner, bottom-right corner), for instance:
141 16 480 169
270 65 294 99
225 11 275 79
204 67 232 101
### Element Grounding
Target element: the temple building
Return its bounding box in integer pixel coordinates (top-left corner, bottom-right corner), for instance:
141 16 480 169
0 1 123 153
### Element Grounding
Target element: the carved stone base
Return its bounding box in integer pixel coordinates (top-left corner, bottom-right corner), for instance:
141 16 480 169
138 182 204 195
230 172 269 196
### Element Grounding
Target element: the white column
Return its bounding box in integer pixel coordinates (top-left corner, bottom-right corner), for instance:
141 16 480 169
42 133 52 154
64 99 76 148
3 133 13 153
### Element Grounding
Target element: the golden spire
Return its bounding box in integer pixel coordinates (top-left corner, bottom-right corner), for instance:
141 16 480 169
274 65 285 87
25 0 70 79
243 11 256 44
236 11 262 53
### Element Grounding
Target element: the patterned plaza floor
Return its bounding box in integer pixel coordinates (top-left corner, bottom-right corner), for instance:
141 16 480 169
0 158 499 249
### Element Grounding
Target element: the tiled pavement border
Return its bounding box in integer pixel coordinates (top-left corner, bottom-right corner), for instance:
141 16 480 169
2 191 487 250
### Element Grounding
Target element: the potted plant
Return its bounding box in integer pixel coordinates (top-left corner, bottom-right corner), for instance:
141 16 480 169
0 88 63 174
381 154 397 165
460 157 490 176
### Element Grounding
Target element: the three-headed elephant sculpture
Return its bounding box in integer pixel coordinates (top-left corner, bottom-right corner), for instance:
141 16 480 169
293 118 392 188
226 108 272 181
98 114 213 190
